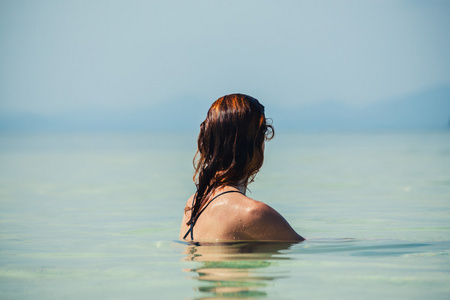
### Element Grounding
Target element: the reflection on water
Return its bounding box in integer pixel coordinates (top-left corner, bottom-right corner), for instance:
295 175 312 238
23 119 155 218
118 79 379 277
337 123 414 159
182 242 297 299
180 239 450 299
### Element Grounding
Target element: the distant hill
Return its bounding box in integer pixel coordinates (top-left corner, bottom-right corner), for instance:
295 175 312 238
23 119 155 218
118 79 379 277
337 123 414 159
1 86 449 133
270 85 450 132
0 95 212 133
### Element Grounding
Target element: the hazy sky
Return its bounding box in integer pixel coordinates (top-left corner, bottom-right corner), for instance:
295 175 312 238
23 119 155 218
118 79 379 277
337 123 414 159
1 0 449 115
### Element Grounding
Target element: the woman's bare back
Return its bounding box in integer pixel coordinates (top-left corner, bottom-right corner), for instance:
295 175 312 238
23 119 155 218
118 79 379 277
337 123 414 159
179 187 304 242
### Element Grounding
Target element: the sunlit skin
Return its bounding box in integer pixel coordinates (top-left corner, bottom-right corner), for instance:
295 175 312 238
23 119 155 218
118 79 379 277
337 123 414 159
179 186 303 242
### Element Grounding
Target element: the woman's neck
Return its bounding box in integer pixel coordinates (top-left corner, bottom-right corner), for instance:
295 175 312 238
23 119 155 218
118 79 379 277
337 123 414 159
210 181 247 195
226 183 246 195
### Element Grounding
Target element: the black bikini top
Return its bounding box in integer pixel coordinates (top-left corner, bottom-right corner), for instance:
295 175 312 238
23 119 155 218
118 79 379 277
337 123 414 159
183 190 243 240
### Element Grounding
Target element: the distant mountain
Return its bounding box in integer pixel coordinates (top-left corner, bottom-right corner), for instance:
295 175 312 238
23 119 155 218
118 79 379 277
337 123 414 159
1 86 449 132
270 85 450 132
0 95 212 133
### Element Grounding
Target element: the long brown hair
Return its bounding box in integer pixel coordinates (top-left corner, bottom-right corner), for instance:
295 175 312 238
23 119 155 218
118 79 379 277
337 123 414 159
185 94 274 225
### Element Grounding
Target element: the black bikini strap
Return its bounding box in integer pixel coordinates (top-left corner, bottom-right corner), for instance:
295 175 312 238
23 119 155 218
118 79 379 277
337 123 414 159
183 190 243 240
183 193 198 240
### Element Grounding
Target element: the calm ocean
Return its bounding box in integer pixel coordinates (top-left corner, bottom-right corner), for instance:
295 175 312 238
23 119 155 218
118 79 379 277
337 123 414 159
0 131 449 299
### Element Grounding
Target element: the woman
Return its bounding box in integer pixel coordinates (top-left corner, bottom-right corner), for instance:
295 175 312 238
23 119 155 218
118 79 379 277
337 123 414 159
180 94 304 242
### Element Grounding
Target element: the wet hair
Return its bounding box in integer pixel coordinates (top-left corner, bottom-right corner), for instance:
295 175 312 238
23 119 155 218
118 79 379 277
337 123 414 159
185 93 274 226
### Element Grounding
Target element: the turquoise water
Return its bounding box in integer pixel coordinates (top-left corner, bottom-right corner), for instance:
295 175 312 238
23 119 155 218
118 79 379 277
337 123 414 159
0 131 449 299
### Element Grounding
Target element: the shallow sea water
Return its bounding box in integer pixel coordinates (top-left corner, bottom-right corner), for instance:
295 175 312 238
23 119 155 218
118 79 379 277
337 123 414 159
0 131 449 299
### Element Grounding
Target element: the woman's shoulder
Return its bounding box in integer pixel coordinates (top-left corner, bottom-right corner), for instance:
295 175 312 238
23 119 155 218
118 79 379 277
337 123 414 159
241 198 281 224
239 197 304 242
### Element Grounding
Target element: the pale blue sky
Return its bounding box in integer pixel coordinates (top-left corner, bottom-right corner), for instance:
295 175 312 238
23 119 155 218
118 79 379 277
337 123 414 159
1 0 449 116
